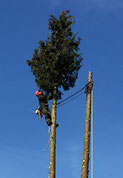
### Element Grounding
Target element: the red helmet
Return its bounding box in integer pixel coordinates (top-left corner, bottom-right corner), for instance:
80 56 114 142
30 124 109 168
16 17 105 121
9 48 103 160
35 90 43 96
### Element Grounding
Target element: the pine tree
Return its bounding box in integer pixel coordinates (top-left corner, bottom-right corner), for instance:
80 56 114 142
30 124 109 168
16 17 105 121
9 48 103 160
27 10 83 178
27 10 82 97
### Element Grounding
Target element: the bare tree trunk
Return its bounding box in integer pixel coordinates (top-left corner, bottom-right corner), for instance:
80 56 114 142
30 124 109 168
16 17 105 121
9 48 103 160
49 86 57 178
81 72 93 178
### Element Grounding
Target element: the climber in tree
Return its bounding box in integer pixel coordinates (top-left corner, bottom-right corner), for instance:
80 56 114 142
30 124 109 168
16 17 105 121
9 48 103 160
35 90 53 126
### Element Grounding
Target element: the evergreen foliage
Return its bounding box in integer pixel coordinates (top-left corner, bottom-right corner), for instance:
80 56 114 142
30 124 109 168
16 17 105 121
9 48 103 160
27 10 83 99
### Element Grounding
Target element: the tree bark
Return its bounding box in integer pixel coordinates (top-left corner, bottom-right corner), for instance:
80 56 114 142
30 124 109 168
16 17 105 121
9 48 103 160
81 72 93 178
49 86 57 178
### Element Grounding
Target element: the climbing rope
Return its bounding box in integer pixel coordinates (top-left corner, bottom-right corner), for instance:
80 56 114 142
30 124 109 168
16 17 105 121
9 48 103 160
42 137 50 152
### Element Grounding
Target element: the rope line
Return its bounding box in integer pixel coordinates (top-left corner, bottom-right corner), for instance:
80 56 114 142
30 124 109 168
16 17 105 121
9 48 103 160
57 91 85 108
57 85 87 106
42 137 50 152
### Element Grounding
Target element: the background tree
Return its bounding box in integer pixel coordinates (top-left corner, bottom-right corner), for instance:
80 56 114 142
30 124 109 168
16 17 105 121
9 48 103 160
27 10 83 178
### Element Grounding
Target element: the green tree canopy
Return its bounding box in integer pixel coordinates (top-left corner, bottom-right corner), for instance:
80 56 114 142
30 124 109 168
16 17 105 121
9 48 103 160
27 10 83 99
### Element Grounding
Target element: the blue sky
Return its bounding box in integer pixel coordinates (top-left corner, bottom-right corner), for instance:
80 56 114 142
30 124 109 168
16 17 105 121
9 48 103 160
0 0 123 177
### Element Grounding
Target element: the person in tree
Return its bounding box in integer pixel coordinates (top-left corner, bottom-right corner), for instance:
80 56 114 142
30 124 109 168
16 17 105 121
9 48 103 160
35 90 53 126
35 90 59 127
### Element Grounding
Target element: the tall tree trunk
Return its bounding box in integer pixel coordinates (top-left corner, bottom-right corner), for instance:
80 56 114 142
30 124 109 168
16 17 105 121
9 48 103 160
49 86 57 178
81 72 93 178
